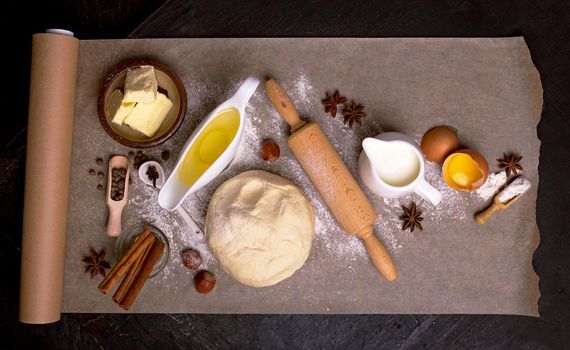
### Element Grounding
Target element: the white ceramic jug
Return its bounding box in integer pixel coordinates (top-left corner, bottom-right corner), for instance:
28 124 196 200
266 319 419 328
358 132 442 205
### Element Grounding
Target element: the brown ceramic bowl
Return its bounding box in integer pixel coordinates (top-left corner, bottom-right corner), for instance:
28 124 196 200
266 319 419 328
97 58 187 148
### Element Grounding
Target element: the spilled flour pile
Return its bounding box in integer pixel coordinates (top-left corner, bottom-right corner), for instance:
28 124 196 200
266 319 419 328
129 73 495 278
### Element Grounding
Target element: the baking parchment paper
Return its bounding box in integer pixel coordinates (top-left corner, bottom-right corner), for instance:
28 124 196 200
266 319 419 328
61 37 541 316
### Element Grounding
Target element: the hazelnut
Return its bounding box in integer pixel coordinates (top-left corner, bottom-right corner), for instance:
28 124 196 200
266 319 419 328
181 248 203 270
261 139 280 162
194 270 215 294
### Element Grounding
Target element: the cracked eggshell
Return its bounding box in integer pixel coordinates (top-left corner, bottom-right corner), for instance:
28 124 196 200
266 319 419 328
442 149 489 191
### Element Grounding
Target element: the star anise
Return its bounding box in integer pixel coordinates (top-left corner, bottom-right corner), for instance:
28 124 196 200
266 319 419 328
399 202 424 232
341 100 367 128
497 153 523 177
82 248 110 279
322 90 347 118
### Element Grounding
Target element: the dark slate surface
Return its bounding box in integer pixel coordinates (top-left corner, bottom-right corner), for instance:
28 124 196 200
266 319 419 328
2 0 569 348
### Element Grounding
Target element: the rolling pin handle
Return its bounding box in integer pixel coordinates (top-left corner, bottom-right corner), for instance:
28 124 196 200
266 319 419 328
265 79 306 132
360 229 398 281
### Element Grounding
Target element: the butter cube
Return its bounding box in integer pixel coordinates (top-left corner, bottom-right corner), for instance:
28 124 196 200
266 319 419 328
123 65 158 104
124 92 173 138
106 89 136 125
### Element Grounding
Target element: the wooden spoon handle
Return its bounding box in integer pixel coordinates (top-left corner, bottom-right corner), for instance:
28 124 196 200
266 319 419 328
475 202 501 224
106 208 123 236
360 229 398 281
265 79 306 133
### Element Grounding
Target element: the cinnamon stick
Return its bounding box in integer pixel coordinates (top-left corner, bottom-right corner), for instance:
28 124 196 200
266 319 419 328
98 230 154 294
112 240 152 304
118 239 165 310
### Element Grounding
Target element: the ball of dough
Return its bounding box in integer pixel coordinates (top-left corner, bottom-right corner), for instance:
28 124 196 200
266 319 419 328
206 170 315 287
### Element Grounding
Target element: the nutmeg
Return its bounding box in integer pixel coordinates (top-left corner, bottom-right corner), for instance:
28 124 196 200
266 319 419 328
181 248 203 270
194 270 216 294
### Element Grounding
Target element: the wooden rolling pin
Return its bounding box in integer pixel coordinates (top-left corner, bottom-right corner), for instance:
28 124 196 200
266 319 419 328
265 79 397 281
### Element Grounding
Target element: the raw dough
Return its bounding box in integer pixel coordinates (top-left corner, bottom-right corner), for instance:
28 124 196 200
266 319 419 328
206 170 315 287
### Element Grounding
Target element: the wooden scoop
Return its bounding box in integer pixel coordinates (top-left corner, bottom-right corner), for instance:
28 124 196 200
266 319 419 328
475 175 531 224
266 79 397 281
475 195 520 224
106 155 130 236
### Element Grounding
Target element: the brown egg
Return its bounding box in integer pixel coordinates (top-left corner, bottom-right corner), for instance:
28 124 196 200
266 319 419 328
420 126 460 163
442 149 489 191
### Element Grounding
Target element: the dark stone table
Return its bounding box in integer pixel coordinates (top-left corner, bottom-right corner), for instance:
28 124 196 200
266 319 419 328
2 0 569 348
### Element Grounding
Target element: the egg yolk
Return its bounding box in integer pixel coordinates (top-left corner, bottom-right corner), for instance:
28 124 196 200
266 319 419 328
444 153 483 188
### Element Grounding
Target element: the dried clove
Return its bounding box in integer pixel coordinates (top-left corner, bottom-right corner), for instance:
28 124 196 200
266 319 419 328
146 165 159 188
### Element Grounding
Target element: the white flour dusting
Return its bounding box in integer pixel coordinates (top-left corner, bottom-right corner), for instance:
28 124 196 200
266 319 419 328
422 160 469 223
475 171 508 201
131 74 495 275
498 176 531 203
128 172 215 283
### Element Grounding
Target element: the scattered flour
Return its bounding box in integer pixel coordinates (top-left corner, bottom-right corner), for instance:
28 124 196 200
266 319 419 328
474 171 508 201
422 160 469 223
128 171 215 284
498 175 531 203
129 73 497 276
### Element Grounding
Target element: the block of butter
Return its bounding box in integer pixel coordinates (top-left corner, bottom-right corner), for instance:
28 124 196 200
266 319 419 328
124 92 173 137
123 65 158 104
107 89 136 125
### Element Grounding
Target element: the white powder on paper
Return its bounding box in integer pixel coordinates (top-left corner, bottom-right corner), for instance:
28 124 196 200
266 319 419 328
498 176 531 203
128 172 215 283
289 73 315 108
132 74 494 274
422 160 469 223
475 171 508 201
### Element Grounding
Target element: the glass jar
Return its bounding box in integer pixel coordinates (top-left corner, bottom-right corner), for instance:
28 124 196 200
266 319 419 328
114 223 170 278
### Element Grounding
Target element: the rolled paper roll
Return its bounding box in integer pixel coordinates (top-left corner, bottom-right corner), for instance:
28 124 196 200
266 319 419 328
19 31 79 324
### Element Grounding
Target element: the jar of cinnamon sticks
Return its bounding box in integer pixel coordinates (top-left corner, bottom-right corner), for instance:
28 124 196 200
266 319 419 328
98 224 170 310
